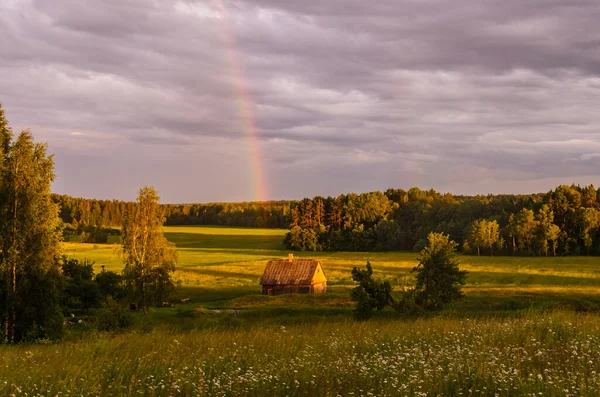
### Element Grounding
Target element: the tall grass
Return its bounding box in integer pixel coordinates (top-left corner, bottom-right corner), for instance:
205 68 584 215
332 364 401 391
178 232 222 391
2 311 600 396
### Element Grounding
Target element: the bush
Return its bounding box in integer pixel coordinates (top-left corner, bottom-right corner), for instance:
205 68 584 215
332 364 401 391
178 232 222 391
61 257 102 311
78 227 109 243
95 271 125 302
389 290 423 317
97 302 133 332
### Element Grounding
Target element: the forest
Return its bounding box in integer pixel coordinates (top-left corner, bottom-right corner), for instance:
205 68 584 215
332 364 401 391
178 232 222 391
55 183 600 256
53 195 291 229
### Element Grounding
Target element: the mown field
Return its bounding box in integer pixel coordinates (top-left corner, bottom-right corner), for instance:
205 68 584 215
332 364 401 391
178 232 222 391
3 226 600 396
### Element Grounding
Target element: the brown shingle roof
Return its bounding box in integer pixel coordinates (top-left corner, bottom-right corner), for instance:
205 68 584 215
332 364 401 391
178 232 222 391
259 259 324 286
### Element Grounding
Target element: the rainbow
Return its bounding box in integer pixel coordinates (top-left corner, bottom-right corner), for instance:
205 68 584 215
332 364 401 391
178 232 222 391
214 0 268 202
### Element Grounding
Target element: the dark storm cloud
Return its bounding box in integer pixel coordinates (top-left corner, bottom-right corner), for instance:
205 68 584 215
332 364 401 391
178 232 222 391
0 0 599 202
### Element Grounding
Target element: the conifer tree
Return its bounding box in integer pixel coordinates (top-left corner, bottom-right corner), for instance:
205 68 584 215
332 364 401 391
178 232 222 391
413 233 467 310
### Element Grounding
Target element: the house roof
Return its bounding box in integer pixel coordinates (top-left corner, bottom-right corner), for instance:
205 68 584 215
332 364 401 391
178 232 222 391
259 259 325 286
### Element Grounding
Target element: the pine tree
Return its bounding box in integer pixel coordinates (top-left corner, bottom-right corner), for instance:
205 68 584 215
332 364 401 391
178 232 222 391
413 233 467 310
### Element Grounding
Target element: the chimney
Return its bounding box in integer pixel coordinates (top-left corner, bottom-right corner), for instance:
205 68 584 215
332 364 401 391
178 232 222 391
288 253 293 262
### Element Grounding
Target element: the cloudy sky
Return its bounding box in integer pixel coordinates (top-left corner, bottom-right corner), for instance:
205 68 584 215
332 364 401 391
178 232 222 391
1 0 600 203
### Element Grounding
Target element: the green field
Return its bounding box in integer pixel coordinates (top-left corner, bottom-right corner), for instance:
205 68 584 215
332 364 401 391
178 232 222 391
63 226 600 312
3 226 600 396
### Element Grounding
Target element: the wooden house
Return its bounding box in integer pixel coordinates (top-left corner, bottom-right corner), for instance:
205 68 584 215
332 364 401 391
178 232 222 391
259 254 327 295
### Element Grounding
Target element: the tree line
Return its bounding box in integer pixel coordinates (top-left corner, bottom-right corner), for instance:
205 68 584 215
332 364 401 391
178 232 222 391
55 182 600 256
53 195 292 231
285 186 600 255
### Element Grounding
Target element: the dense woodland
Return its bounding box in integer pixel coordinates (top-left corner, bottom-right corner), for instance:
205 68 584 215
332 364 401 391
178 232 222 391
285 185 600 255
55 184 600 256
53 195 291 229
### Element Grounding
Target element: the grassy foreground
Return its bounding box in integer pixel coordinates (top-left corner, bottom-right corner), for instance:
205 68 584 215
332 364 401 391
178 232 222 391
2 311 600 396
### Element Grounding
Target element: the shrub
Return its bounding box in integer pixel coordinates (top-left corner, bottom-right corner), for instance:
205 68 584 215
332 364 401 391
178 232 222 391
97 301 133 332
95 271 125 302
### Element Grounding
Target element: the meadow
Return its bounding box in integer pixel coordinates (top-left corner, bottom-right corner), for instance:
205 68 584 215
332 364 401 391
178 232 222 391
3 312 600 396
3 226 600 396
63 226 600 313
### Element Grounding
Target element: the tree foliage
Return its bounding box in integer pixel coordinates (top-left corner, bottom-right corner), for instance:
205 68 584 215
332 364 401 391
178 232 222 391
413 233 467 310
284 226 320 251
0 104 63 343
351 233 468 319
283 185 600 256
350 262 393 320
54 183 600 256
121 186 178 313
95 271 125 303
61 257 101 311
466 219 500 256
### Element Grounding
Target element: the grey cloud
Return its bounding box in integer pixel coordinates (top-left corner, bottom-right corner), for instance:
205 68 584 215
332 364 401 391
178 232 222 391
0 0 599 201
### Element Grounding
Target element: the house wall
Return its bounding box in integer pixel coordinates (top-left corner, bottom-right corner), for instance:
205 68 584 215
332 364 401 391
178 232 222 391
262 285 311 295
261 283 327 295
312 264 327 284
310 282 327 294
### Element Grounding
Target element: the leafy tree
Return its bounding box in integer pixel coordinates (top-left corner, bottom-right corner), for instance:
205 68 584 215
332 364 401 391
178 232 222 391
547 224 561 257
507 214 518 254
412 233 467 310
61 257 101 311
577 207 600 254
121 186 178 314
284 226 319 251
95 271 125 303
516 208 536 253
0 105 63 343
467 220 485 256
146 266 176 305
535 205 556 256
373 219 405 251
483 220 500 256
348 224 373 251
466 219 499 256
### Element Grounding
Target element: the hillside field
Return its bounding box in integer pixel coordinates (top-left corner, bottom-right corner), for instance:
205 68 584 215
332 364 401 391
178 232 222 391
3 226 600 396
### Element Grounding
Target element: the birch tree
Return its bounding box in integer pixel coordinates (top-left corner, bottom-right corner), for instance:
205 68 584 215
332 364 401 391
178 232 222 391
0 104 63 343
122 186 177 314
